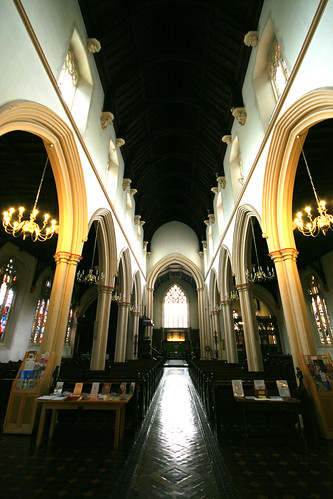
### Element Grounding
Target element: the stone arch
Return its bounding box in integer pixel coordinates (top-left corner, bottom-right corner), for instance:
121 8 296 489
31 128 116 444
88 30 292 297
232 204 262 283
218 245 233 298
0 101 88 253
147 253 204 291
262 88 333 252
117 248 132 301
88 209 117 288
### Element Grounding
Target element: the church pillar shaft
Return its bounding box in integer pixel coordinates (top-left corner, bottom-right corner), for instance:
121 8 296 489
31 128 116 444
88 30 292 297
41 251 81 368
221 300 238 363
90 285 113 370
114 301 129 362
270 248 315 368
237 283 263 371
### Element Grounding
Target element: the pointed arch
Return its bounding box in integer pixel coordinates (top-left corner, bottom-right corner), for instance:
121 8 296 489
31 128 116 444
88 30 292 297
88 209 117 288
117 248 132 301
147 253 204 291
232 205 262 283
0 101 88 254
262 88 333 252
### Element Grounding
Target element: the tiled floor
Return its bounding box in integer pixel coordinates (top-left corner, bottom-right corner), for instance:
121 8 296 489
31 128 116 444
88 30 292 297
1 366 333 498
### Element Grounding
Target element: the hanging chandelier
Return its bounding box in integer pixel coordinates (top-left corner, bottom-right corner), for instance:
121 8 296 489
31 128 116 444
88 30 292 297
2 157 58 242
293 135 333 237
77 224 104 285
246 218 275 283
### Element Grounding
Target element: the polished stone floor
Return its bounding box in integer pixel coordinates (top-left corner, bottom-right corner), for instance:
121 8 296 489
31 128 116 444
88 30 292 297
1 366 333 498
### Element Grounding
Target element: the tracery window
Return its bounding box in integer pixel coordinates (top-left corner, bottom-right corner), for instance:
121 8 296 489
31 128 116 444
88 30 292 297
58 50 79 110
268 40 289 100
163 284 188 328
0 259 17 342
30 278 52 343
308 274 332 345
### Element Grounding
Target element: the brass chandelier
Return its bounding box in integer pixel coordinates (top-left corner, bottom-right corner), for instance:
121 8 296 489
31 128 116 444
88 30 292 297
246 218 275 283
2 157 58 242
293 135 333 237
77 224 104 285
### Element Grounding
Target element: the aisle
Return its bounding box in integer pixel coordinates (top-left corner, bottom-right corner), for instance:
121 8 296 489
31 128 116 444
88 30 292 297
114 368 236 498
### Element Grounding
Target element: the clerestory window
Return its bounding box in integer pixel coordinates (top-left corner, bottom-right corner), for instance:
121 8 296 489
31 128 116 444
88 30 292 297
0 258 17 342
163 284 188 328
308 274 332 345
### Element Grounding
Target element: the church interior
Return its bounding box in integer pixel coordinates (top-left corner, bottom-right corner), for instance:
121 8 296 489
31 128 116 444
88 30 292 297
1 0 333 497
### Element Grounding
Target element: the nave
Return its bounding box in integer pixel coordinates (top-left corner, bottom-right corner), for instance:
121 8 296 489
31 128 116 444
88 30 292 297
1 366 333 498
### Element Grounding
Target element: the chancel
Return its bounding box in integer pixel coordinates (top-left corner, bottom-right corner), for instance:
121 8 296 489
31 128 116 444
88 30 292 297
1 1 333 497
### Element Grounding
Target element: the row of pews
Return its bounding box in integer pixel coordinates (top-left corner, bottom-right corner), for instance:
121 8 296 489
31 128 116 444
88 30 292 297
55 357 164 434
188 357 300 437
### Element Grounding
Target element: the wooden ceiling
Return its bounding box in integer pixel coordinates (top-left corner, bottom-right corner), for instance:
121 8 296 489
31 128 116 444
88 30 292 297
0 1 332 284
78 0 264 244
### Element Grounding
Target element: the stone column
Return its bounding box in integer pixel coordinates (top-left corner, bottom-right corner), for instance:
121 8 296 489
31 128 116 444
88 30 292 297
146 286 154 340
114 300 130 362
197 286 207 358
130 311 140 359
237 282 263 371
220 300 238 363
41 251 82 368
90 284 114 370
269 248 315 369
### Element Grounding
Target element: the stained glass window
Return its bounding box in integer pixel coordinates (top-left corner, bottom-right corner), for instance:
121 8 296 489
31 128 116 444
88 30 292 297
65 307 73 344
58 50 79 110
0 259 17 342
30 279 52 343
308 274 332 345
268 40 289 100
163 284 188 328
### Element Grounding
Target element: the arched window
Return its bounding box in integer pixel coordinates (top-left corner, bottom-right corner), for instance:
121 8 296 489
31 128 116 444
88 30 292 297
0 258 17 342
30 278 52 343
268 40 289 100
163 284 188 328
308 274 332 345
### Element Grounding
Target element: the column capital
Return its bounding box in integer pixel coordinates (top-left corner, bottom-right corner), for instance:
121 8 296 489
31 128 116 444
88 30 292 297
97 284 114 296
53 251 82 266
269 247 299 264
236 282 252 293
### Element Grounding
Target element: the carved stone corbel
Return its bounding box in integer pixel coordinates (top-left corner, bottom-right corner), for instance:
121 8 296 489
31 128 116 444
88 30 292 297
201 241 207 249
143 241 148 251
130 188 137 196
231 107 247 126
243 31 259 47
134 215 141 225
211 187 218 194
217 176 226 189
208 214 215 224
222 135 232 144
100 112 114 129
116 138 125 148
122 178 131 191
87 38 101 53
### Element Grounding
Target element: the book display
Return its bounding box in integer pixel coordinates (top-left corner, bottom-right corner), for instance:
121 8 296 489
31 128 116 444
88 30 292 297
3 350 54 434
299 353 333 439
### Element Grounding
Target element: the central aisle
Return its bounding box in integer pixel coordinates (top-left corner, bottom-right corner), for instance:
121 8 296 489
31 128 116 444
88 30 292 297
116 368 236 498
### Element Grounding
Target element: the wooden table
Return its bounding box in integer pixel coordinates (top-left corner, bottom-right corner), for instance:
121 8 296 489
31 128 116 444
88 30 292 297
36 395 132 449
234 397 302 437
